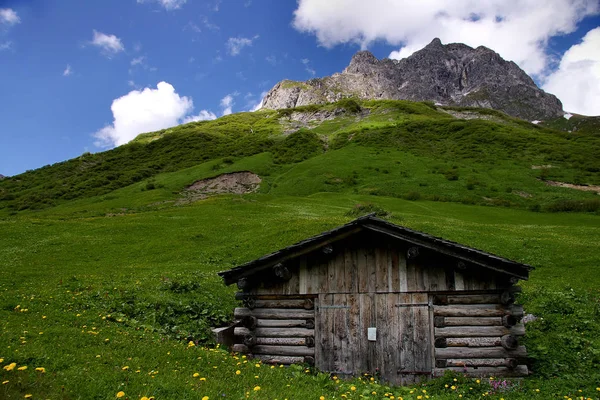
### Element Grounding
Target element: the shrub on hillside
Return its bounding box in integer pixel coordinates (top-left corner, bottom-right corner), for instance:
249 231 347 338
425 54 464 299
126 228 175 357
345 203 390 218
546 198 600 213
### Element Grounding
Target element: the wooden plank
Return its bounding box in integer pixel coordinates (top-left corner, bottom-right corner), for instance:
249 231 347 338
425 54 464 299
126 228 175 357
251 345 314 356
375 293 390 381
406 256 417 292
346 247 358 293
375 247 388 293
454 270 465 291
443 337 504 347
253 299 313 309
256 319 309 328
346 293 360 375
284 265 300 295
366 247 377 293
433 304 506 317
390 247 400 292
235 327 315 338
447 294 501 304
398 293 415 384
253 355 305 365
317 256 329 294
435 346 527 359
314 294 326 372
439 317 503 327
357 247 368 293
413 293 432 382
387 293 401 386
234 308 314 320
360 293 376 374
232 344 250 353
443 358 518 368
435 324 525 338
333 294 346 374
433 365 528 378
254 337 308 346
398 251 408 292
299 257 308 295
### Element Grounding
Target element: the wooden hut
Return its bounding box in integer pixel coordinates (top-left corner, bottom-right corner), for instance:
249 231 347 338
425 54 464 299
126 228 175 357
217 215 532 384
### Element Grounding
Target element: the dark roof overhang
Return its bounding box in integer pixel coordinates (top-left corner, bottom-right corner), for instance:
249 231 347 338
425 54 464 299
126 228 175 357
217 215 533 286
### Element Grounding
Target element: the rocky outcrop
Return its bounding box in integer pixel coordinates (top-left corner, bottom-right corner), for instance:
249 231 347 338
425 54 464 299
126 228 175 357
262 38 564 121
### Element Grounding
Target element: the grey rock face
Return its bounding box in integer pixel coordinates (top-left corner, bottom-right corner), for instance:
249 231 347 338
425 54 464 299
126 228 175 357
262 38 564 120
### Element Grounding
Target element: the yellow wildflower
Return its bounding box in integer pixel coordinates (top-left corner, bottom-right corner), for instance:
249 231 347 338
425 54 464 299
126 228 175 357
0 358 2 363
202 397 209 400
188 341 195 347
320 397 325 400
253 386 261 391
200 377 206 381
35 367 45 373
141 397 149 400
122 366 129 371
451 385 456 390
2 380 8 384
3 363 16 371
235 370 241 375
17 366 27 371
116 391 125 398
351 386 356 391
24 395 32 398
193 373 200 377
255 363 260 368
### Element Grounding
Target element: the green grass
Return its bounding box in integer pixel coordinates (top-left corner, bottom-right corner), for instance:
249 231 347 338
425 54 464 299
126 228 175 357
1 192 599 399
1 99 600 399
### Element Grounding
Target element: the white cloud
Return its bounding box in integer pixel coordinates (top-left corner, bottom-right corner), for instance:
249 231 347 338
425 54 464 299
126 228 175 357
63 64 72 77
137 0 187 10
0 8 20 26
301 58 316 76
221 94 235 115
292 0 599 77
542 27 600 116
131 56 145 66
91 30 125 57
266 55 277 65
94 82 195 147
226 35 259 56
182 110 217 123
248 91 268 111
0 41 11 51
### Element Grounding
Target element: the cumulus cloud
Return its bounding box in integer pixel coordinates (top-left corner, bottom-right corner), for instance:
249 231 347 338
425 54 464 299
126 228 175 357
94 82 197 147
226 35 259 56
90 30 125 57
63 64 72 77
0 8 20 26
137 0 187 10
221 94 235 115
292 0 599 77
543 27 600 116
182 110 217 123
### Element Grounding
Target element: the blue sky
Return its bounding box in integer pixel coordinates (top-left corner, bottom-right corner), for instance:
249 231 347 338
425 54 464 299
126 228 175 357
0 0 599 177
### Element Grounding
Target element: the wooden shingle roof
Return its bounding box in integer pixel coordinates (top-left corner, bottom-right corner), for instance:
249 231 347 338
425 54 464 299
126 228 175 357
218 214 533 285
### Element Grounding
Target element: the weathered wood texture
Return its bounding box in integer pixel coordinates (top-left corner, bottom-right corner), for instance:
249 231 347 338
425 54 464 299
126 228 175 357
232 306 316 363
315 292 432 385
230 233 528 382
433 365 529 378
432 299 528 378
255 235 510 296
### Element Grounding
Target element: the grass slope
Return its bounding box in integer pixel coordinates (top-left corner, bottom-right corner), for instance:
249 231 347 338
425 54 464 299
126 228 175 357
1 99 599 399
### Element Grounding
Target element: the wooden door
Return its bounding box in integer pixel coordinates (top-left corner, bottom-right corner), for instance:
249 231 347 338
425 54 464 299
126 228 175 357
377 293 433 385
316 292 433 385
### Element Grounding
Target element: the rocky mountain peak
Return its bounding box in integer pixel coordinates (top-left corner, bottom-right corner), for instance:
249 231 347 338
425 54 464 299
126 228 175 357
262 39 564 121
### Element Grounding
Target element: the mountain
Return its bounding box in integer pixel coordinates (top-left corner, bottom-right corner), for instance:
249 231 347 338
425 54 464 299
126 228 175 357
262 38 564 121
0 174 5 180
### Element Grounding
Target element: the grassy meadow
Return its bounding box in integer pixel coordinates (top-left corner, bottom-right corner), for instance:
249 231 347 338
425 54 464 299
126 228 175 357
1 100 600 399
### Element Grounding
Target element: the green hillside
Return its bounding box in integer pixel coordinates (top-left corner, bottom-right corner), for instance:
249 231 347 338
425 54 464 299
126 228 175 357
1 100 599 399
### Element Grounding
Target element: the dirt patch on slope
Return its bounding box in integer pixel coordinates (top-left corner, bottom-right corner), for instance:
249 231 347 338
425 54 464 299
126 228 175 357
543 180 600 194
279 108 370 135
179 172 261 204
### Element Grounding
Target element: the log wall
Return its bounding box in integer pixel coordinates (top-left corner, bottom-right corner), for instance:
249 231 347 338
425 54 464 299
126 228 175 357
431 293 528 378
229 233 527 382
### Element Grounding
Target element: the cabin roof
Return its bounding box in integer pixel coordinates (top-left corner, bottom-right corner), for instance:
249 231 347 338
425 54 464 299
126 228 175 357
218 214 533 285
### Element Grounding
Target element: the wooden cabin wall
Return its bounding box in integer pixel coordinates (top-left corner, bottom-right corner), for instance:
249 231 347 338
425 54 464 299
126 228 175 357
231 233 527 381
254 235 512 296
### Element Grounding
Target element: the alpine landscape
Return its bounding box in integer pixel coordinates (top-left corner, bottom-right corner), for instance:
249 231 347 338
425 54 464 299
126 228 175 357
0 1 599 399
